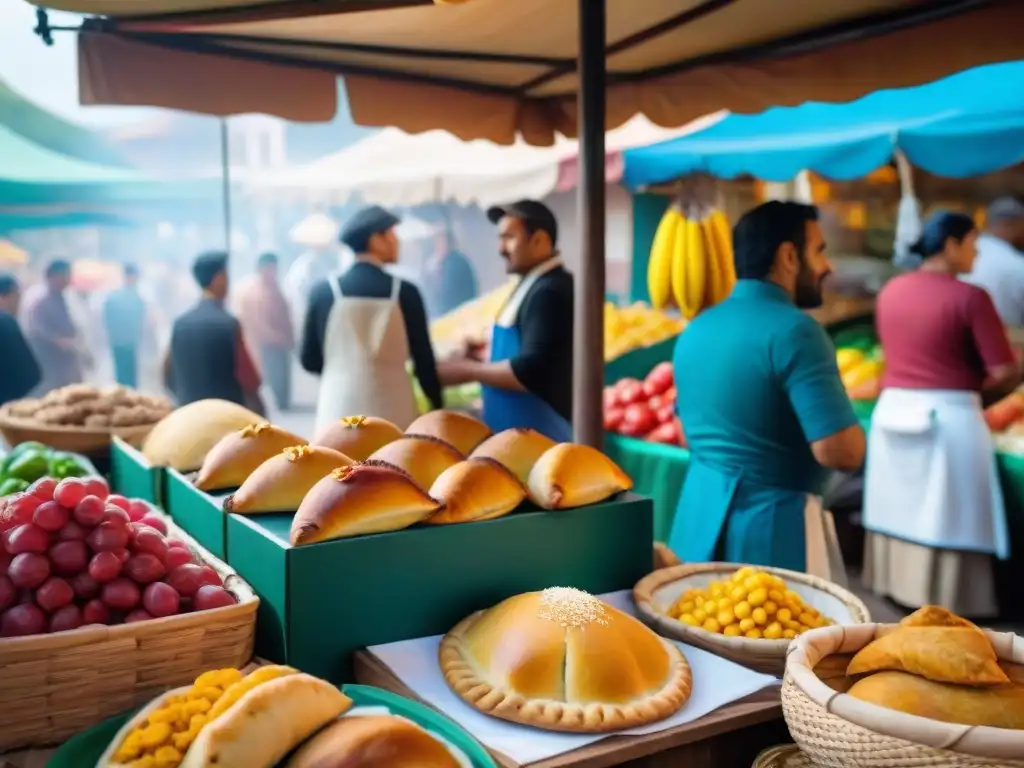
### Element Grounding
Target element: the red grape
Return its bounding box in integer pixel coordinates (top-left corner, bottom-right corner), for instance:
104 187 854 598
193 585 236 611
53 478 87 509
57 520 88 541
101 578 140 611
0 603 46 637
1 494 40 532
197 566 222 587
27 477 57 501
166 538 188 550
73 496 105 527
138 514 168 535
114 548 131 564
83 478 109 500
126 500 150 522
5 524 50 555
87 551 122 583
166 564 205 597
82 599 110 625
0 575 15 611
36 577 74 612
71 571 99 599
8 553 50 589
32 501 69 533
124 553 165 584
106 494 130 511
142 582 180 618
101 506 131 528
49 540 89 575
86 523 129 553
49 604 83 633
131 527 169 563
0 549 10 572
124 608 153 624
165 547 193 570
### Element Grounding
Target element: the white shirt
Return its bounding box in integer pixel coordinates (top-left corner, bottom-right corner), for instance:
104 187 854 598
962 234 1024 327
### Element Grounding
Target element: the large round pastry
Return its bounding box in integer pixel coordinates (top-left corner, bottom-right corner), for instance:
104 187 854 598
439 588 692 733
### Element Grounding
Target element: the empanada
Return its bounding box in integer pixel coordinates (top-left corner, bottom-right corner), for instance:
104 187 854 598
406 410 491 456
312 415 403 462
367 435 462 492
469 428 555 484
527 443 633 509
225 445 353 514
194 423 306 491
426 458 526 525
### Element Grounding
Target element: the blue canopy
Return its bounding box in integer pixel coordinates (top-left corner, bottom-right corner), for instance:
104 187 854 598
623 61 1024 187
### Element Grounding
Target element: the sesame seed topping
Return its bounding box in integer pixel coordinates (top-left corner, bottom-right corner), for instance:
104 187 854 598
537 587 608 629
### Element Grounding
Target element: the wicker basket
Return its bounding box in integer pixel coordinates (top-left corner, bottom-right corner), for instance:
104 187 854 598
0 512 259 751
0 404 156 456
633 562 871 676
752 744 815 768
783 623 1024 767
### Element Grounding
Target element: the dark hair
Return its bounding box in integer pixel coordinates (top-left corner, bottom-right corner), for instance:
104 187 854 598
192 251 228 289
45 259 71 278
124 263 139 278
910 211 976 258
732 201 819 280
257 252 278 268
0 271 17 296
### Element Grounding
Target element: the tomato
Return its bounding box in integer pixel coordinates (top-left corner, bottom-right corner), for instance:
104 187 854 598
603 387 620 410
646 421 680 445
656 403 677 425
647 394 664 411
643 362 674 397
603 407 625 432
663 386 677 403
615 378 645 406
619 403 657 437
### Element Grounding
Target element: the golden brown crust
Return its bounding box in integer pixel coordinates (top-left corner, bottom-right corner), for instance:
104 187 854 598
439 590 692 733
194 423 307 491
367 435 463 492
224 445 353 514
426 458 526 525
312 416 403 462
141 399 262 470
527 443 633 509
469 428 556 484
405 410 492 456
284 715 461 768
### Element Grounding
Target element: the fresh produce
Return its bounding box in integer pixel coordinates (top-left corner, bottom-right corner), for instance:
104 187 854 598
603 362 685 447
0 442 95 495
647 205 736 319
603 302 686 362
833 327 885 402
669 566 833 639
3 384 171 429
428 280 517 348
985 391 1024 433
0 476 237 637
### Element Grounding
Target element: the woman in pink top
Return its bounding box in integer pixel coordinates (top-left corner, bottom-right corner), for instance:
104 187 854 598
864 211 1020 618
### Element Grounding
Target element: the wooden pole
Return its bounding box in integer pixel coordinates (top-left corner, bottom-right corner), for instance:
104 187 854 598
573 0 606 449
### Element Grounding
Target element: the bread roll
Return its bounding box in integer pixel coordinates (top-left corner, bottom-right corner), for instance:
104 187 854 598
440 588 691 732
405 410 491 456
291 462 441 545
469 428 555 484
426 458 526 525
194 423 306 491
847 671 1024 729
225 445 353 514
285 714 465 768
142 399 261 470
367 436 462 492
527 443 632 509
312 416 403 462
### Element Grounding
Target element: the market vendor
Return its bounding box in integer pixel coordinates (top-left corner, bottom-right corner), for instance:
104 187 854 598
437 200 574 442
300 205 441 432
865 211 1019 618
669 201 865 571
0 272 41 406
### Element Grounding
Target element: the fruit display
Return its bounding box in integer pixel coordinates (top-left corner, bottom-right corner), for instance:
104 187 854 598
603 302 686 362
647 204 736 320
2 385 172 429
832 327 885 401
141 399 262 471
193 423 306 492
439 587 692 733
668 566 833 640
0 476 237 637
0 441 94 496
429 279 516 350
603 362 685 447
984 390 1024 433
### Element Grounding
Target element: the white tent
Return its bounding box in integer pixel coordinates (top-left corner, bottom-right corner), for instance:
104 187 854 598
247 113 725 208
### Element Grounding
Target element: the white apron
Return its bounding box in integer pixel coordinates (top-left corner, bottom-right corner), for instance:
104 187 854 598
863 388 1009 559
313 273 419 434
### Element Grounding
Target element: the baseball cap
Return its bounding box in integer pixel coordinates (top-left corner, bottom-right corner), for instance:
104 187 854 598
487 199 558 246
340 205 401 253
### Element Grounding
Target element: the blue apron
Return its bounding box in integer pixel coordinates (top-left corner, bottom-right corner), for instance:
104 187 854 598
481 322 572 443
669 457 807 572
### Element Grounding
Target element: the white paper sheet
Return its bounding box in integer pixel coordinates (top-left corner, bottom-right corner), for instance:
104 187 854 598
367 590 778 765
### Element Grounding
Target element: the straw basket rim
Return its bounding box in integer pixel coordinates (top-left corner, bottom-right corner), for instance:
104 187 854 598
785 622 1024 761
633 562 871 661
0 401 159 439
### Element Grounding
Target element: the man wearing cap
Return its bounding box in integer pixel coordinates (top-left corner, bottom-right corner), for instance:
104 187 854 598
962 197 1024 327
437 200 574 442
165 252 264 412
237 253 294 411
300 204 441 432
0 272 41 406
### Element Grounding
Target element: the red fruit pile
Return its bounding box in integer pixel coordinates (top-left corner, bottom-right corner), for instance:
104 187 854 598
0 476 237 638
603 362 687 447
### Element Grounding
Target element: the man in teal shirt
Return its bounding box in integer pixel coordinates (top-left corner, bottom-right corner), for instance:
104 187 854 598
670 201 866 571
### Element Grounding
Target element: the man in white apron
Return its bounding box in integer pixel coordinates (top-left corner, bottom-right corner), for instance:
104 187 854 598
299 205 442 433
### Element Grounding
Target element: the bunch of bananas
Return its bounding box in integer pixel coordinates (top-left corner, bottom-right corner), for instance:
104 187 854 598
647 206 736 319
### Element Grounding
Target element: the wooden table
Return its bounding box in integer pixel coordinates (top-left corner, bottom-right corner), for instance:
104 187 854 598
354 650 789 768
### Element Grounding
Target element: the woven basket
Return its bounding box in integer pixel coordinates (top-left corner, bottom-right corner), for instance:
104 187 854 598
633 562 871 676
0 512 258 751
783 623 1024 767
753 744 815 768
0 405 155 456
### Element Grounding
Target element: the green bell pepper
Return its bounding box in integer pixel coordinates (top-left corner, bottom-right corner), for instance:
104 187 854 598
0 441 47 476
48 452 89 479
4 449 50 484
0 477 29 496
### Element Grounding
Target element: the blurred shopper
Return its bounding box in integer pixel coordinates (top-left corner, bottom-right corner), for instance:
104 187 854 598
962 197 1024 327
865 211 1019 618
0 272 41 405
165 252 264 414
301 205 441 432
23 259 84 394
238 253 294 411
422 231 479 318
102 263 148 388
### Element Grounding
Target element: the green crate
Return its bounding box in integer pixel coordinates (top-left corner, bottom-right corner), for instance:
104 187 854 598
165 468 232 560
227 492 654 683
110 437 164 505
604 334 677 386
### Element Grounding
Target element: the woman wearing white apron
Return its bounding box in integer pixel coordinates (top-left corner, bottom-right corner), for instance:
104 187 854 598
865 211 1021 617
299 206 443 434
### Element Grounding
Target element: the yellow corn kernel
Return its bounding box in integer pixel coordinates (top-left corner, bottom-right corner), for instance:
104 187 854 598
138 722 172 750
205 665 297 722
153 745 183 767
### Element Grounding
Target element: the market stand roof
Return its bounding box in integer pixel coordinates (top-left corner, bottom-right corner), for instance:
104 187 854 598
54 0 1024 145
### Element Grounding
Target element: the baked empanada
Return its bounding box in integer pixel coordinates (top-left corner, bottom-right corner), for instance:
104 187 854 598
194 423 306 491
312 415 403 462
225 445 353 514
426 458 526 525
527 443 633 509
469 428 555 484
405 410 491 456
367 435 462 492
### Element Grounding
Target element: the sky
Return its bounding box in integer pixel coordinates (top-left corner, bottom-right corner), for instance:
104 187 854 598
0 0 162 127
